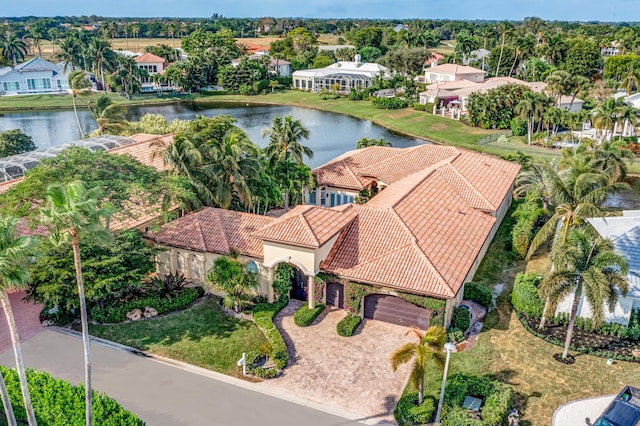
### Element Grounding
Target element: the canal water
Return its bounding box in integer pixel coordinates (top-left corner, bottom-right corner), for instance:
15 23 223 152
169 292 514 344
0 102 426 168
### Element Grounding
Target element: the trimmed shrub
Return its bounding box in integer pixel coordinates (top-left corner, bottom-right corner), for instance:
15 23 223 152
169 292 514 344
510 117 528 136
337 314 362 336
252 301 288 369
372 97 408 109
443 373 514 426
413 102 426 111
245 350 279 379
395 392 436 425
447 327 465 343
452 307 471 331
90 287 201 323
293 303 325 327
511 272 544 319
1 366 144 425
463 283 493 309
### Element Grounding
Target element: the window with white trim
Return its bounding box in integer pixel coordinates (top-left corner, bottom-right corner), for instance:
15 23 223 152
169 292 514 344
2 82 20 91
26 78 51 91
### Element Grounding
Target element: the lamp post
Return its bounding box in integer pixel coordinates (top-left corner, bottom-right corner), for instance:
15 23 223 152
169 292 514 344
435 342 457 424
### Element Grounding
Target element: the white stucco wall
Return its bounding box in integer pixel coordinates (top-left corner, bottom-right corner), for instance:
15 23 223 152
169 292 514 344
555 293 635 326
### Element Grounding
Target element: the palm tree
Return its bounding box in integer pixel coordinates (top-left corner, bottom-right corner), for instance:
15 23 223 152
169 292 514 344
454 31 478 65
207 254 258 312
587 139 634 182
208 128 261 209
0 216 38 426
57 37 81 71
494 22 513 77
480 26 495 71
28 28 43 57
1 33 28 66
546 70 573 105
87 38 114 93
263 115 313 212
620 64 640 96
515 92 549 145
68 71 92 138
47 28 61 56
40 181 111 426
356 136 392 149
591 98 626 141
619 103 639 137
88 95 128 135
390 326 446 405
539 229 629 359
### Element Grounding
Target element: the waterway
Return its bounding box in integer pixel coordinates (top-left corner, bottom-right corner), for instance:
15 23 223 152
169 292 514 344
0 102 426 168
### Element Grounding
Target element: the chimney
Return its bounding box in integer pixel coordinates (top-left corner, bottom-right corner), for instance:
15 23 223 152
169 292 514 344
355 54 362 66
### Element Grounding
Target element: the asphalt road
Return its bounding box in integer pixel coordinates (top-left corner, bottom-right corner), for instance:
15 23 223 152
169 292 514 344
0 330 365 426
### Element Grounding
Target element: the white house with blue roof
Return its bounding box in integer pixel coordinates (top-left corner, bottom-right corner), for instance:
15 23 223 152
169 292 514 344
557 211 640 325
0 57 73 95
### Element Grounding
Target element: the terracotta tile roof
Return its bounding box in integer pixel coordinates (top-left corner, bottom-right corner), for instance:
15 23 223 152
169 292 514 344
147 207 275 258
110 134 172 172
252 205 357 248
425 64 485 75
0 178 22 195
134 52 166 63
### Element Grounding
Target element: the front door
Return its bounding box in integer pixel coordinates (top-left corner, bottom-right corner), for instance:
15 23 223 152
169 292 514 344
291 269 308 301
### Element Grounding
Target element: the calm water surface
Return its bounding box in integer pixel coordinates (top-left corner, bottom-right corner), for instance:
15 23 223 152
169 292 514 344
0 102 426 168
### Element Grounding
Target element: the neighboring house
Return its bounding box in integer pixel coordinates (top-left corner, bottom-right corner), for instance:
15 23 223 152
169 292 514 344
601 42 621 57
423 52 445 69
318 45 357 53
147 144 520 329
393 24 409 33
292 55 388 93
0 57 72 95
556 95 584 112
135 52 166 76
464 49 490 66
556 211 640 326
419 76 547 111
422 63 485 85
230 53 292 77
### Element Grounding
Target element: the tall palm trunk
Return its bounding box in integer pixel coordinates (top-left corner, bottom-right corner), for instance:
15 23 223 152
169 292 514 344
538 299 550 329
418 377 424 405
495 35 506 77
509 53 519 77
482 39 487 71
562 281 582 359
0 372 17 426
72 94 85 138
72 237 92 426
0 291 37 426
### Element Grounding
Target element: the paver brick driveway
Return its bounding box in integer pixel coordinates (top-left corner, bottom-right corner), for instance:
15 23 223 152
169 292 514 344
259 301 413 424
0 290 43 355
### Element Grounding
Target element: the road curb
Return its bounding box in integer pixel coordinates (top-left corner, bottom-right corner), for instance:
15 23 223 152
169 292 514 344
49 326 395 426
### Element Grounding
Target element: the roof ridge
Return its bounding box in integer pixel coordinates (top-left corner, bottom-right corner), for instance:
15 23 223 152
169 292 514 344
193 215 209 252
212 209 231 253
300 210 321 246
443 162 496 210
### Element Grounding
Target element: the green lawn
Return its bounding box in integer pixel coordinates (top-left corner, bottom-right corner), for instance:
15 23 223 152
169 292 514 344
0 92 197 111
415 207 640 426
89 297 267 378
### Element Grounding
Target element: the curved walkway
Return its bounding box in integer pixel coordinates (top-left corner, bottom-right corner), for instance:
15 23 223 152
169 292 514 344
552 394 615 426
259 301 413 425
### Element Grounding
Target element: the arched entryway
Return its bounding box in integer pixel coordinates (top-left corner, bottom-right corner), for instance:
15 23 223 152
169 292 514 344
291 267 308 301
363 294 431 329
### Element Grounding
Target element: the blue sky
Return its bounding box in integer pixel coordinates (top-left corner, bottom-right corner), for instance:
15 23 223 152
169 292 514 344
3 0 638 22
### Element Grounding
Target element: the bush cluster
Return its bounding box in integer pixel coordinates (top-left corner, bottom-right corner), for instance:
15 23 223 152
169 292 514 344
90 287 202 324
510 117 528 136
511 272 544 319
442 373 514 426
371 97 408 109
452 307 471 331
1 366 144 425
348 88 370 100
463 283 493 309
395 392 436 425
337 315 362 337
511 196 545 259
252 301 289 369
447 327 465 343
245 351 279 379
293 303 325 327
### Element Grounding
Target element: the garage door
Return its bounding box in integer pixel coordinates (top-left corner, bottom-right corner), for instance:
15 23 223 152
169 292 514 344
326 283 344 308
364 294 431 329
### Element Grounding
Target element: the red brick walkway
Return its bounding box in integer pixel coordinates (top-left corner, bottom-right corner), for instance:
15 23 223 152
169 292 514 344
0 290 43 355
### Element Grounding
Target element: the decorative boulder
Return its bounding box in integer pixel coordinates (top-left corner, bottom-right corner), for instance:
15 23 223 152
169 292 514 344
633 348 640 358
126 309 143 321
143 306 158 318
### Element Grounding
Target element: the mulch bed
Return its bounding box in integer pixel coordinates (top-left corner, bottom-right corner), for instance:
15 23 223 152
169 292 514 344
519 313 640 362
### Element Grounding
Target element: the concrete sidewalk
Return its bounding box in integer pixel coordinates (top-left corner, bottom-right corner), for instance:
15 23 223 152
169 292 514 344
0 330 367 426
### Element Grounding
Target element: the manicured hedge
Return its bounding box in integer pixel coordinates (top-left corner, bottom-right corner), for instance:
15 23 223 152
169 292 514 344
293 303 325 327
245 350 279 379
252 301 288 369
1 366 144 425
337 314 362 337
463 283 493 309
452 307 471 331
395 392 436 426
90 287 202 324
372 97 408 109
511 272 544 319
442 373 514 426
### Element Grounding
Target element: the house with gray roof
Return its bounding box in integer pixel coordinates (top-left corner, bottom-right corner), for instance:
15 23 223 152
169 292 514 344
556 211 640 325
0 57 73 95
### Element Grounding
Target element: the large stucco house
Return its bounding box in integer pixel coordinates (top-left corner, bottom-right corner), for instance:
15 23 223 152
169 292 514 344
231 54 292 77
0 57 72 95
556 211 640 326
292 55 388 93
420 63 486 85
147 144 520 328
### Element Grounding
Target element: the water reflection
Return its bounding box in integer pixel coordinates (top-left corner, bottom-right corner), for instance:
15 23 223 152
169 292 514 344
0 102 426 167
